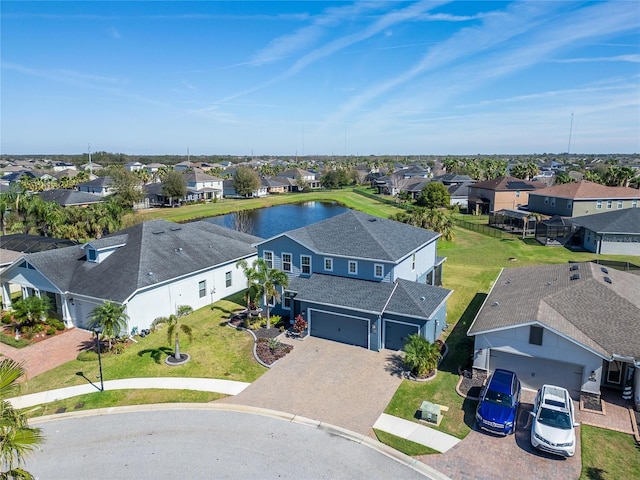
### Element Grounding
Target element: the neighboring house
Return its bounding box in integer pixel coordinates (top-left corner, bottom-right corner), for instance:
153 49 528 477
124 162 144 172
374 166 432 197
77 176 114 197
467 262 640 407
568 208 640 256
277 168 321 190
52 162 76 172
80 162 103 172
174 161 193 172
261 176 289 194
527 180 640 217
183 168 223 201
38 189 104 207
468 176 545 214
145 163 165 177
256 210 451 352
1 220 260 333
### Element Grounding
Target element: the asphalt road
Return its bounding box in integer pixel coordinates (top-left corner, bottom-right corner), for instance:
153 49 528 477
28 409 431 480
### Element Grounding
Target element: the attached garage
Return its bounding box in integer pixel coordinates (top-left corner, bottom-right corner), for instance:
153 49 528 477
383 320 419 351
308 309 369 349
489 350 583 396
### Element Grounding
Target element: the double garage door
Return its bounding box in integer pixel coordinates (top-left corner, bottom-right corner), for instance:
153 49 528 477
489 350 583 396
309 310 369 349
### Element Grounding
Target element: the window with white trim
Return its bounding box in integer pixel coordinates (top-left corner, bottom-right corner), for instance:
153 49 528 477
633 199 638 208
607 200 613 209
301 255 311 274
263 251 273 269
225 271 232 287
324 258 333 271
596 200 602 209
544 197 549 204
617 200 623 209
199 280 206 298
348 261 358 275
374 264 384 278
515 190 520 198
283 292 292 310
282 253 292 272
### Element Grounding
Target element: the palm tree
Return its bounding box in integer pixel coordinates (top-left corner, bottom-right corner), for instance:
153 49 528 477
236 258 289 329
88 301 129 350
12 296 51 325
151 307 193 361
403 334 441 378
0 359 44 479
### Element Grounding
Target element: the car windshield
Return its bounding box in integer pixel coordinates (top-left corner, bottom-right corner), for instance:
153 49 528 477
484 389 513 406
538 407 572 430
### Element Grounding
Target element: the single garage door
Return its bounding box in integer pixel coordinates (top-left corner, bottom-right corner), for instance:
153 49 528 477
384 321 419 351
489 350 583 396
309 310 369 349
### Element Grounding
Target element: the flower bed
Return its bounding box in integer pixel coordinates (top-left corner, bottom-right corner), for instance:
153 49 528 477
255 338 292 365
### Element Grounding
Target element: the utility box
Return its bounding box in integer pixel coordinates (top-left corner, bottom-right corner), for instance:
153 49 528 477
420 401 440 424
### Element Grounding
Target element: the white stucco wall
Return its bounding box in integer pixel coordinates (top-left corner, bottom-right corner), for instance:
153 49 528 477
472 325 605 395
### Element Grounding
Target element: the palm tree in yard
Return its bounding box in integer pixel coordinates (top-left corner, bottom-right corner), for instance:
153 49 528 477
151 306 193 361
88 301 129 350
1 359 44 480
236 258 289 329
403 334 442 378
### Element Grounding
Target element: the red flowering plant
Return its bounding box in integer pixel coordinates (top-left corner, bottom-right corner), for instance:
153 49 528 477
293 314 307 333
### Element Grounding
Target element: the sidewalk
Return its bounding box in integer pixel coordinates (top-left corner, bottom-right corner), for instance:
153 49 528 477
8 377 250 409
373 413 460 453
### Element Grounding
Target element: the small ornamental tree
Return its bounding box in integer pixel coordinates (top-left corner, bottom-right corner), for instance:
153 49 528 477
403 334 441 378
293 314 307 333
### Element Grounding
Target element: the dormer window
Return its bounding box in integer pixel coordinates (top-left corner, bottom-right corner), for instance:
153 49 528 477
87 248 97 262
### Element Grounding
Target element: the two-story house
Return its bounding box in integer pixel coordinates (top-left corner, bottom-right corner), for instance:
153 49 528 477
255 210 451 351
183 168 223 202
527 180 640 217
276 168 321 190
77 176 115 197
468 176 545 214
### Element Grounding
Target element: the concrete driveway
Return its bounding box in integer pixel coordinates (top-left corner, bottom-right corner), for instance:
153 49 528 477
224 336 404 436
419 400 582 480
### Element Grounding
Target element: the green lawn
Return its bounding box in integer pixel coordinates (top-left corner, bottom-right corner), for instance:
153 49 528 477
17 295 266 399
580 425 640 480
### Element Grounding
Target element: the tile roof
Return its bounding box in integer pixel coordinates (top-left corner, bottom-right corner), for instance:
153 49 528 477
529 180 640 200
20 220 260 303
471 176 545 191
267 210 440 262
569 208 640 234
467 262 640 360
288 274 451 319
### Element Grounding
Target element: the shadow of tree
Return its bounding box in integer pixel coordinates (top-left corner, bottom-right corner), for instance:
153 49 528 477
583 468 607 480
384 352 407 378
137 346 174 364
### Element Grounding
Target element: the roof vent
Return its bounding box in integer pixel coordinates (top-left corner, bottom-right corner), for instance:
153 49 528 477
175 247 183 252
570 273 580 280
604 276 612 284
570 264 579 271
152 230 165 234
170 226 182 231
601 267 608 274
147 271 153 276
368 218 377 222
492 301 499 306
420 296 425 302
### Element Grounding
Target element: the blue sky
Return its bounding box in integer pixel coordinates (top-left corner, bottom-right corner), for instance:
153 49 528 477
2 1 639 156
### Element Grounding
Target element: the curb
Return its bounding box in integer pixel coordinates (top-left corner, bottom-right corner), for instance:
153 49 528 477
29 403 450 479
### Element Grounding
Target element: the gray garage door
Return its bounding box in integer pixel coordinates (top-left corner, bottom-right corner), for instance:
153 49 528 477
384 321 419 351
309 310 369 349
489 350 583 397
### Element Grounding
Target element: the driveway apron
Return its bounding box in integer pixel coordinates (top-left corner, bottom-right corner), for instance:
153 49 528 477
223 336 404 437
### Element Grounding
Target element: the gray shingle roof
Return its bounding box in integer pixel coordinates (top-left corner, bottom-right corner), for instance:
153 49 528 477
568 208 640 234
268 210 439 262
23 220 260 303
467 262 640 360
38 189 103 206
288 274 451 319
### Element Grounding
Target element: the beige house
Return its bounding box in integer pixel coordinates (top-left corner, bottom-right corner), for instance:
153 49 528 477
468 176 545 214
528 180 640 217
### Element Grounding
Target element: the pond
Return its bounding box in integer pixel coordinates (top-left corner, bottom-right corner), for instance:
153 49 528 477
203 201 350 239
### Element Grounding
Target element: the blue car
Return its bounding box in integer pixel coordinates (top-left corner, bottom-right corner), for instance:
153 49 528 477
475 368 521 435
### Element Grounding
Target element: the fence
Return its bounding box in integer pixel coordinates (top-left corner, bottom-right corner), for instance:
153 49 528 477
352 188 411 209
453 218 511 239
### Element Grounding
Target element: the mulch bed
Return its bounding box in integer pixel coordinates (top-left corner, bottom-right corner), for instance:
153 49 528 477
581 392 603 412
1 323 69 346
458 368 487 399
255 338 293 365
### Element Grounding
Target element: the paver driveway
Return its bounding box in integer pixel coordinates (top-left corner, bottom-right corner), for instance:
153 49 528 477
419 400 582 480
223 336 404 437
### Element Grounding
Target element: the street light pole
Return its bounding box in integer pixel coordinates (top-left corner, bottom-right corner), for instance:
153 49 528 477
94 328 104 392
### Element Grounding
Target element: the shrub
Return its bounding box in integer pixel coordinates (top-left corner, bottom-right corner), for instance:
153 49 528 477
1 311 14 325
0 333 31 348
77 351 98 361
46 318 66 331
269 315 283 329
267 337 281 353
112 342 126 355
403 334 441 378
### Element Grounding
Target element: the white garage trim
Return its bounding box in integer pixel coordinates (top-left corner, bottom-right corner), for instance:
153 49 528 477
308 308 370 350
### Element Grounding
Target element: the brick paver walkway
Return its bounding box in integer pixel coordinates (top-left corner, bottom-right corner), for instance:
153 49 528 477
223 336 404 437
0 328 93 380
577 389 635 435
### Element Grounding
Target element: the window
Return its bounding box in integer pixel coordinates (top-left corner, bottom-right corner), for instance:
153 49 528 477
282 253 292 272
348 261 358 275
544 197 549 204
606 200 612 209
633 200 638 208
301 255 311 275
529 326 544 346
199 280 206 298
283 292 292 309
263 251 273 269
515 190 520 198
374 264 384 278
87 249 97 262
324 257 333 271
617 200 623 209
550 198 555 207
225 271 232 287
596 200 602 209
411 253 416 271
567 200 572 210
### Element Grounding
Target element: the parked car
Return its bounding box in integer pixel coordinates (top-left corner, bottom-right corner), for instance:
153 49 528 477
475 368 521 435
530 384 578 457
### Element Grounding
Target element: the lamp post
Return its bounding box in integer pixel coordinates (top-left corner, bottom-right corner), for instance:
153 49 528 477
93 328 104 392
